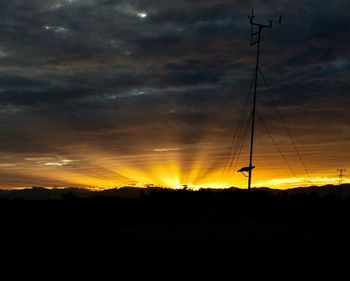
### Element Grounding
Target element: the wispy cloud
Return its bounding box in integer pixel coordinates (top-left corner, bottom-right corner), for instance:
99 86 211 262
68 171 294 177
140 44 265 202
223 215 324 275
153 148 181 152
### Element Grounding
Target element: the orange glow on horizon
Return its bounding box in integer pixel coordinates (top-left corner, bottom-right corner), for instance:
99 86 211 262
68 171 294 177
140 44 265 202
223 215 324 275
0 139 347 190
0 148 346 191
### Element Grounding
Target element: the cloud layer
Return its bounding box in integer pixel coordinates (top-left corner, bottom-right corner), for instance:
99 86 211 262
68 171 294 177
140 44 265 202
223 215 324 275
0 0 349 188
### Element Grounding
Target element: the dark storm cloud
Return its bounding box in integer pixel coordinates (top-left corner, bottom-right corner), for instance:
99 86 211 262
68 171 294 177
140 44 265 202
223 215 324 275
0 0 348 183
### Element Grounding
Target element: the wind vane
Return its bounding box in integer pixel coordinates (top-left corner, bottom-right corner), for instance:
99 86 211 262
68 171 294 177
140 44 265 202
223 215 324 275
237 9 281 190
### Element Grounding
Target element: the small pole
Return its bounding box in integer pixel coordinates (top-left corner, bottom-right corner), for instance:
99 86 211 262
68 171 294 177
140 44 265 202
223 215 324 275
337 169 346 185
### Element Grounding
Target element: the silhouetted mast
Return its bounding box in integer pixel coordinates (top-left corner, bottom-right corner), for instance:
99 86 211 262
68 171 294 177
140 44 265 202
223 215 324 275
238 10 281 190
337 169 346 185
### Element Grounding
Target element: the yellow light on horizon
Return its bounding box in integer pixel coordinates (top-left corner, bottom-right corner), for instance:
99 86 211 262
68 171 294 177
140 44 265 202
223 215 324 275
1 141 346 190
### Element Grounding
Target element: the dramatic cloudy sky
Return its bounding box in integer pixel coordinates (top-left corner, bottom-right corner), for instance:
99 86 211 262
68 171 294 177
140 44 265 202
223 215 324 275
0 0 349 189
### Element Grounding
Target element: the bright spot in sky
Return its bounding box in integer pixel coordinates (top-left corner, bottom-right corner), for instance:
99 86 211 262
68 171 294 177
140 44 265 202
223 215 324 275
44 25 68 33
137 12 147 18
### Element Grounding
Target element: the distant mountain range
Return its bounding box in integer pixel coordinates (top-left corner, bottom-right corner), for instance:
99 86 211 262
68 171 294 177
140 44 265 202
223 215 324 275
0 184 349 200
0 186 147 200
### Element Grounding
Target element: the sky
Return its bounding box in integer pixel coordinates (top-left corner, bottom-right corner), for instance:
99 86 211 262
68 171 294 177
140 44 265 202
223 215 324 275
0 0 349 190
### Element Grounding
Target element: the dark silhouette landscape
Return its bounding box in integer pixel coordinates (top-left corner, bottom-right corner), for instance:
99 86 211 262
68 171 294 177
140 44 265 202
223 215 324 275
1 185 349 280
0 1 349 280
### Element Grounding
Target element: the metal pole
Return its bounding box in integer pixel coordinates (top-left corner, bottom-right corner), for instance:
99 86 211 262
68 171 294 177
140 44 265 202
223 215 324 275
248 28 261 191
237 10 280 189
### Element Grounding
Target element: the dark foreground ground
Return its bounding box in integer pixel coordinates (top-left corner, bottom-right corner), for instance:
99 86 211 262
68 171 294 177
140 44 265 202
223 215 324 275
1 188 349 280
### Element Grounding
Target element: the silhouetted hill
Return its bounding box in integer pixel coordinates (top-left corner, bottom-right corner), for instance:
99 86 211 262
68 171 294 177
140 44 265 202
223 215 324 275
286 184 350 197
0 186 159 200
0 184 348 200
0 186 92 200
99 186 157 198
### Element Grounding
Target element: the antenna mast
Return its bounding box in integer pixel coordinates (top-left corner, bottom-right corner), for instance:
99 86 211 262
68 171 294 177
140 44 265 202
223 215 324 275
237 10 281 190
337 169 346 185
